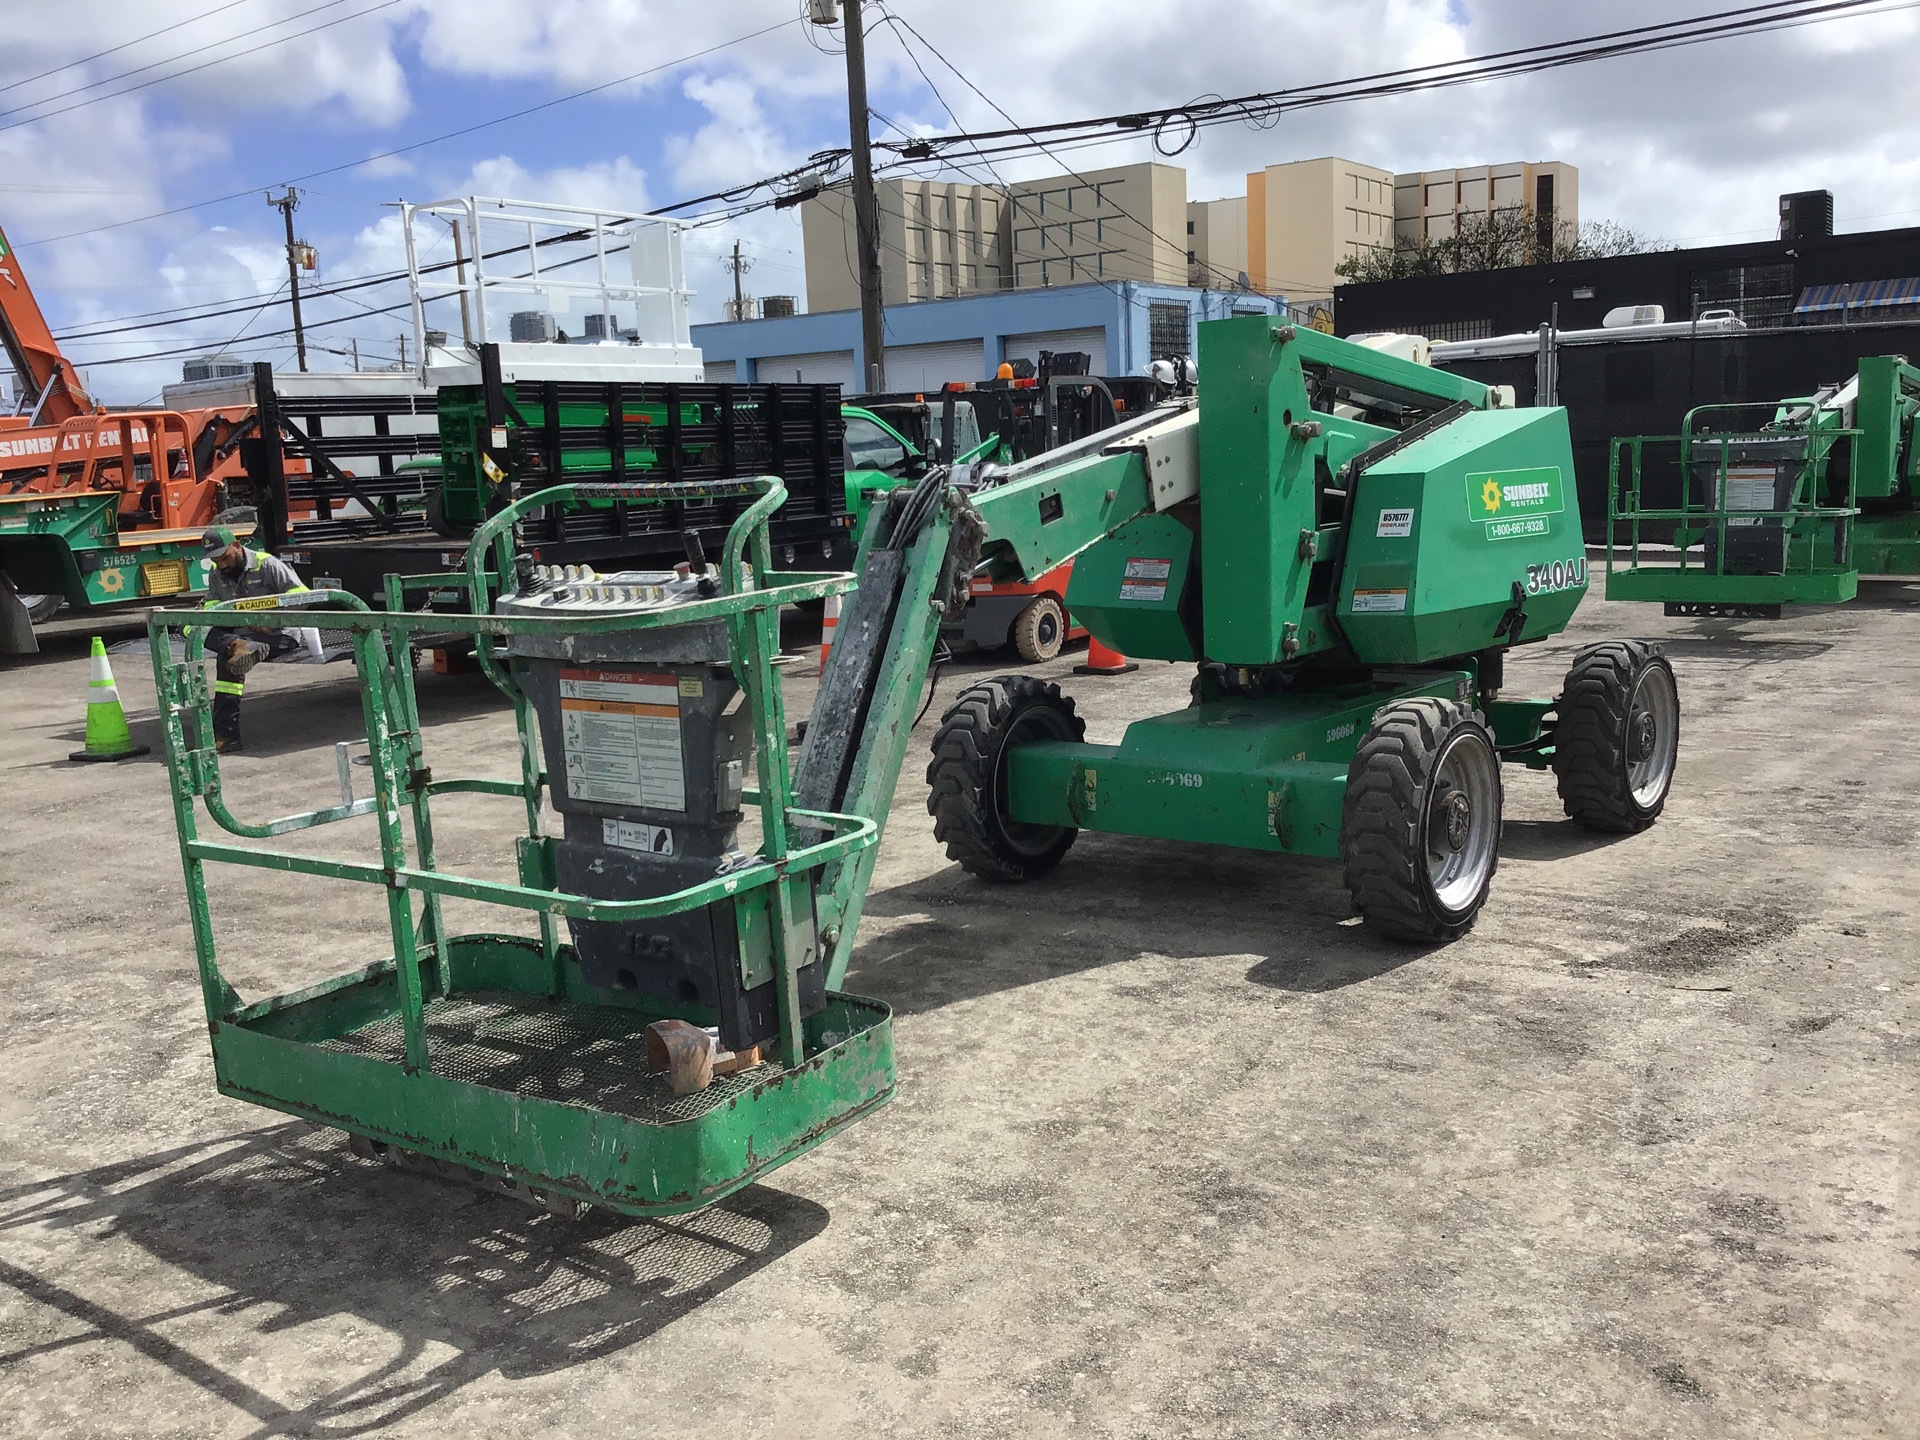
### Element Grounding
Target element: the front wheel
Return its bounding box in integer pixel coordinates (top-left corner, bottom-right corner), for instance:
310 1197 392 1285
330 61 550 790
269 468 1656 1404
1553 640 1679 832
927 676 1085 882
1340 698 1503 943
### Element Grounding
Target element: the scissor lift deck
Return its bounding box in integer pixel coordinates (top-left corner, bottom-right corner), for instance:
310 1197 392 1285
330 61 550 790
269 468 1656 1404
149 479 893 1217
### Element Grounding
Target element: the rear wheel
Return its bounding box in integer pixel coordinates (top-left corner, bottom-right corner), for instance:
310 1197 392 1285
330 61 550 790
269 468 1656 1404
927 676 1085 882
1011 595 1067 663
1553 640 1678 832
21 592 63 624
1340 698 1503 943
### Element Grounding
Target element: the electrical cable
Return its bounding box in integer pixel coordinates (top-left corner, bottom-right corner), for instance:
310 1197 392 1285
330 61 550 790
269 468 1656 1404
0 1 402 135
0 0 362 124
0 0 258 96
39 0 1907 357
16 17 808 250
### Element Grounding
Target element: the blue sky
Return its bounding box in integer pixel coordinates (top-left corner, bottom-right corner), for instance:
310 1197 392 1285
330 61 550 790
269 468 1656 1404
4 0 1916 403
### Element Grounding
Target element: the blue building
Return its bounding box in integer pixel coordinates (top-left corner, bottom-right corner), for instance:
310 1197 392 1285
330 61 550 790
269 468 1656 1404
692 281 1291 392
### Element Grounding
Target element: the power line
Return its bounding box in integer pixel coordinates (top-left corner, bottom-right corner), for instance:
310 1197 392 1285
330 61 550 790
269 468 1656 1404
0 0 257 97
869 0 1897 165
0 0 359 123
14 17 805 250
41 0 1905 346
0 0 400 135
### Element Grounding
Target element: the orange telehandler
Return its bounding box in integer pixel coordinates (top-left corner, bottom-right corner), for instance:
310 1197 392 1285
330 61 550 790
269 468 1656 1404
0 222 254 647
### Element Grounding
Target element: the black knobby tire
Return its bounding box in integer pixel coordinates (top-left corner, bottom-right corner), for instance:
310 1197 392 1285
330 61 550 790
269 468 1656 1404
927 675 1085 882
21 591 63 624
1553 640 1679 833
1340 697 1503 944
1011 595 1067 663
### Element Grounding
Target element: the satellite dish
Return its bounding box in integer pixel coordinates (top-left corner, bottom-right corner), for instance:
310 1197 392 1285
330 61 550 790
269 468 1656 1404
1236 270 1250 291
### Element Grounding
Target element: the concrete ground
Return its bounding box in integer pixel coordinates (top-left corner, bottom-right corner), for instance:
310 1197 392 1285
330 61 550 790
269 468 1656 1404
0 584 1915 1438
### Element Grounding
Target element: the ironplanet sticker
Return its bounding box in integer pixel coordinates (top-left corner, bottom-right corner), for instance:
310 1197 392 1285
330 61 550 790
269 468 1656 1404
1120 556 1172 602
1467 466 1565 540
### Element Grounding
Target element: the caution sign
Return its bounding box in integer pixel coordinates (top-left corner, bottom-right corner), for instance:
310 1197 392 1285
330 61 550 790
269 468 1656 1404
558 667 686 811
1120 556 1172 602
1467 466 1565 540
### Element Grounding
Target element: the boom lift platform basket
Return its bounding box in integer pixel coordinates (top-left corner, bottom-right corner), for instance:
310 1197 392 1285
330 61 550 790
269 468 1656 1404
149 479 893 1217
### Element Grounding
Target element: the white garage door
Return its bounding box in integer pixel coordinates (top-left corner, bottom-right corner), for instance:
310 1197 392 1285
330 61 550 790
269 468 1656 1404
883 339 986 392
758 350 856 389
1003 326 1108 377
702 359 737 383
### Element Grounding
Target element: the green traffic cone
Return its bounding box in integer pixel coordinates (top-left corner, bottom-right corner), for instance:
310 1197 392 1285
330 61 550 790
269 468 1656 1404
69 636 151 762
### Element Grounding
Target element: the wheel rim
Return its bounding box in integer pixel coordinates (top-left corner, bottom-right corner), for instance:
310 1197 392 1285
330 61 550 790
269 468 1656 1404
1037 609 1060 650
1425 728 1499 915
993 704 1076 857
1626 662 1678 807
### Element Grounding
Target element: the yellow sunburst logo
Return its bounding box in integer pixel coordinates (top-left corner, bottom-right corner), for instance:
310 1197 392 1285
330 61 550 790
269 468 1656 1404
1481 478 1504 514
97 567 126 595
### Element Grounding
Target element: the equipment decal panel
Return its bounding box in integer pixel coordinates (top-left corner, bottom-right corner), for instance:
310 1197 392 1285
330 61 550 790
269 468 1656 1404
559 667 687 811
1119 556 1172 602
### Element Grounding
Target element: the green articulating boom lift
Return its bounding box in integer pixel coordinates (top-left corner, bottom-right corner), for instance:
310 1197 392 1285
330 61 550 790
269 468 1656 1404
1606 354 1920 617
148 316 1679 1221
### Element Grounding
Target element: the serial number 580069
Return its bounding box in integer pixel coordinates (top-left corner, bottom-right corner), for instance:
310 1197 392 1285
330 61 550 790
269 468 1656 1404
1525 556 1588 596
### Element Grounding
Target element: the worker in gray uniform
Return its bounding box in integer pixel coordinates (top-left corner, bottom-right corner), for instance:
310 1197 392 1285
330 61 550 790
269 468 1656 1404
200 525 309 753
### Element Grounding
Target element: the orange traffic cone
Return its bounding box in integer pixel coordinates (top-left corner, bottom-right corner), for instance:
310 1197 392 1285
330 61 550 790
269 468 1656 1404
818 592 841 670
69 637 151 762
1074 633 1138 676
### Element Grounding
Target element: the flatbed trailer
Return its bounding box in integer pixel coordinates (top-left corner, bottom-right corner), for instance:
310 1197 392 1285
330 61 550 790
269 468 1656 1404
238 351 858 607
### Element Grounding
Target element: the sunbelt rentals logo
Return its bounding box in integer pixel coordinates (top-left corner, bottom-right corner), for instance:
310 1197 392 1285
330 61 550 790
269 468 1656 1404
1468 466 1564 539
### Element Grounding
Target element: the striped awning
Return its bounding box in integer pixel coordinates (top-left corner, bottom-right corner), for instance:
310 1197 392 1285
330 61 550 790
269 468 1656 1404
1793 277 1920 313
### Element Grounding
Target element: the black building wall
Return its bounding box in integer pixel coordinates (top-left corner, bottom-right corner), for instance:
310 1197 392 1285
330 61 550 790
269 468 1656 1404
1332 225 1920 339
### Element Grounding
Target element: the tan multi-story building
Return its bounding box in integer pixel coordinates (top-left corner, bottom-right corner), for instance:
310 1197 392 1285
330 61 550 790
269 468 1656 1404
796 156 1578 316
1004 162 1188 290
800 163 1186 312
1393 161 1579 244
1186 196 1248 289
1244 157 1396 301
801 178 1007 312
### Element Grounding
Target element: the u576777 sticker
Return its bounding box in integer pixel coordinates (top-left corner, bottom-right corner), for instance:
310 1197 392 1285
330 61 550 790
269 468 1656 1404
1524 555 1588 596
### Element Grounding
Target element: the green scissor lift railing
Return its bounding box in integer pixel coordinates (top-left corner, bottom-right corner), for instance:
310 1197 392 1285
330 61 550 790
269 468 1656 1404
1606 400 1862 610
148 477 917 1217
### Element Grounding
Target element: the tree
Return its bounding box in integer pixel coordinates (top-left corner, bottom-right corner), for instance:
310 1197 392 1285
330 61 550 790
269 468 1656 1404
1335 209 1668 283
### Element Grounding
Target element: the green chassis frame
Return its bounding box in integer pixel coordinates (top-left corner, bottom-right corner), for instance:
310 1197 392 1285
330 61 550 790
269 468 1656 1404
150 478 895 1217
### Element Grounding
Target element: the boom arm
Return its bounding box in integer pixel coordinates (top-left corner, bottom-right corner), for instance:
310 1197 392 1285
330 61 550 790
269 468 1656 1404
0 224 94 421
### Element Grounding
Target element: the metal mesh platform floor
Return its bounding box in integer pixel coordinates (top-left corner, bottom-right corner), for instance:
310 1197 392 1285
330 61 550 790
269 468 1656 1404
318 990 774 1125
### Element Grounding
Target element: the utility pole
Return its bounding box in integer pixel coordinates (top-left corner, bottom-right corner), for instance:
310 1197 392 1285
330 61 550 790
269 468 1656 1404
724 239 755 320
266 186 308 372
349 338 360 373
837 1 885 392
397 333 408 370
446 216 473 345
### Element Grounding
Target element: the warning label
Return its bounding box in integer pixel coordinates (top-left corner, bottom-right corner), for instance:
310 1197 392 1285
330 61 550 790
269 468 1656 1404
602 817 675 856
558 667 686 811
1120 555 1172 603
1350 589 1409 613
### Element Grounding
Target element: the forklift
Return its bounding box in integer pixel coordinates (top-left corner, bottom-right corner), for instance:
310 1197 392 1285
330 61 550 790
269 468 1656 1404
149 317 1679 1220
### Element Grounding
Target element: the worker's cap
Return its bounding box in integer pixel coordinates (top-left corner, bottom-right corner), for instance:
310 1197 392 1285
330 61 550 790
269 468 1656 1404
200 525 239 555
